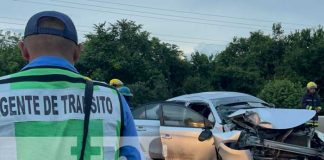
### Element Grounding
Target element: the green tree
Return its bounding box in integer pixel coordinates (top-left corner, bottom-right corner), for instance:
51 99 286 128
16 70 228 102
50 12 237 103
183 75 212 94
190 52 214 78
211 66 261 94
128 73 171 106
77 20 187 107
0 30 26 76
258 79 304 108
278 28 324 98
2 21 322 109
212 24 287 95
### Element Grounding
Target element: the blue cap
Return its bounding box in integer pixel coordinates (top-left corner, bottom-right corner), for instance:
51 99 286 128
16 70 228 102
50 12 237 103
118 86 133 97
24 11 78 44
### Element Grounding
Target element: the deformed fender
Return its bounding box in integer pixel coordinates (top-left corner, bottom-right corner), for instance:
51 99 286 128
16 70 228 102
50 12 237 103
213 130 241 147
213 130 252 160
218 143 252 160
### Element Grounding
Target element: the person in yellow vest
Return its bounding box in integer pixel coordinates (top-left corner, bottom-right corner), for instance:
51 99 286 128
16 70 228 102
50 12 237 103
0 11 142 159
301 82 322 127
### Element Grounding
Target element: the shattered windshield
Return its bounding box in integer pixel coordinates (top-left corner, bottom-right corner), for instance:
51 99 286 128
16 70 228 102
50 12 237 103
216 102 269 122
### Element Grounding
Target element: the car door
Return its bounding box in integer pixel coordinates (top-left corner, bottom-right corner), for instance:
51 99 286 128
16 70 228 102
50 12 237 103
133 103 164 159
159 102 216 160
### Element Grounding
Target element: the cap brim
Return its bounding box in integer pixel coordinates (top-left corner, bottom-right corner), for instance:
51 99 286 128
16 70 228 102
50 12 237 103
125 93 133 97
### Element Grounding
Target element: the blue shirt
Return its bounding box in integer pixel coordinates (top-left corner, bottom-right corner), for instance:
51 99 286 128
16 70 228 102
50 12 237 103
23 56 142 160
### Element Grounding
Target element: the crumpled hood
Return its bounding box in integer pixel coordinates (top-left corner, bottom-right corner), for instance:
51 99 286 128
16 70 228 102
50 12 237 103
228 108 316 129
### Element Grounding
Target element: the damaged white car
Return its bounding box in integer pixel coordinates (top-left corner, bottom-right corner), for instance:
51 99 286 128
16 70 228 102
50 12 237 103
133 92 324 160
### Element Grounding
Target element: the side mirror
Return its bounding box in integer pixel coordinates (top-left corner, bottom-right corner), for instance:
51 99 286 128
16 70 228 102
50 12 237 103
198 128 213 142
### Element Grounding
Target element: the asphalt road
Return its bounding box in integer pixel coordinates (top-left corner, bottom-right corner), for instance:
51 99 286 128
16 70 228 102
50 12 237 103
317 116 324 132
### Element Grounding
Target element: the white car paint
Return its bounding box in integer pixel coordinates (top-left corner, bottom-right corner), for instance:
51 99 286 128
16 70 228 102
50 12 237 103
135 119 161 159
134 91 315 160
229 108 316 129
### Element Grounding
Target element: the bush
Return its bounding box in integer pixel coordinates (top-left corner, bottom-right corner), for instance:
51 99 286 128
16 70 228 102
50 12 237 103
128 73 171 107
183 76 212 94
258 79 304 108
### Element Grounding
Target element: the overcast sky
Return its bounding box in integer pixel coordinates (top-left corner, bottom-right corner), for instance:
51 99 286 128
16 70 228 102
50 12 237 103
1 0 324 56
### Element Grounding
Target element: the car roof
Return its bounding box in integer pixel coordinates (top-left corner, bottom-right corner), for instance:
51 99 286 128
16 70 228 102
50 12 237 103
168 91 267 106
169 91 252 100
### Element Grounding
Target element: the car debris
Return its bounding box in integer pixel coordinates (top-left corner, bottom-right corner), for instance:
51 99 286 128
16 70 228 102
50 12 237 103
219 109 324 160
133 92 324 160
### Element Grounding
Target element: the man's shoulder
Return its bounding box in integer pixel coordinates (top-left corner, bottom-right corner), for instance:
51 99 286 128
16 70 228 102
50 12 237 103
0 74 11 80
0 72 21 81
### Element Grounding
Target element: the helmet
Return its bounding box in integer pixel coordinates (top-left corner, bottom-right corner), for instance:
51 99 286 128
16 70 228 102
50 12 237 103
109 79 123 87
307 82 317 89
118 86 133 97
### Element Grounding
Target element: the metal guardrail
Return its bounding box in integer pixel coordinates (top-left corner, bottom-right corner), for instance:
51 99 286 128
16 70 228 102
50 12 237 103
317 116 324 132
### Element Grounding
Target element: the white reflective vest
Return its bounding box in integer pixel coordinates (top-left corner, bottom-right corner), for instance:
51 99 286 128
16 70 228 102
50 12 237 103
0 67 122 160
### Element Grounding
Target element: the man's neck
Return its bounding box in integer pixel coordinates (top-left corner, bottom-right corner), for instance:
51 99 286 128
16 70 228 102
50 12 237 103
30 53 74 64
22 55 78 73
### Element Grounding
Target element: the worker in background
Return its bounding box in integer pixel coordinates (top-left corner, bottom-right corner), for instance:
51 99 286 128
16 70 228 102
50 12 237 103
109 78 124 88
301 82 322 127
118 86 134 104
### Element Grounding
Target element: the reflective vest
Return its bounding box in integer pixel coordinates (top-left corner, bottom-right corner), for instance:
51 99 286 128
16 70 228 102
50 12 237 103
305 105 320 127
302 93 321 127
0 67 122 160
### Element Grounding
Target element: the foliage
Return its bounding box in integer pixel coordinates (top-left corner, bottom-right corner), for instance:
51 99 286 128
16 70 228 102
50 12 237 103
128 73 171 107
183 75 212 94
76 20 185 105
258 79 304 108
1 22 323 111
0 30 26 76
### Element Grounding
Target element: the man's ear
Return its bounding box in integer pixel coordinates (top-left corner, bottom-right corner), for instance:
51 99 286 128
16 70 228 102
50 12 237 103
18 41 30 61
72 43 82 63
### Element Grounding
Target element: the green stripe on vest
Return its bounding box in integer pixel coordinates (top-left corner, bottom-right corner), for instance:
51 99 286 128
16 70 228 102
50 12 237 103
15 120 104 160
11 81 85 90
10 81 100 90
12 68 82 78
115 121 121 160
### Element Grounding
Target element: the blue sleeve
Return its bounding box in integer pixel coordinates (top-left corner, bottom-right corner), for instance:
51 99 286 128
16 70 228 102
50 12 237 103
120 97 137 136
119 96 142 160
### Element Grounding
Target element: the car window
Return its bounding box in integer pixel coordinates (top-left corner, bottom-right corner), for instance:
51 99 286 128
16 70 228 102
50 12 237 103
132 106 146 119
161 104 210 128
146 104 160 120
132 103 161 120
188 102 215 123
